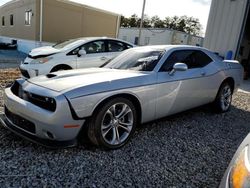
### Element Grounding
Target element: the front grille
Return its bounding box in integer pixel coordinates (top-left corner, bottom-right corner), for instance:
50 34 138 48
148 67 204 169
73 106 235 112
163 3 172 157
5 106 36 134
20 69 30 78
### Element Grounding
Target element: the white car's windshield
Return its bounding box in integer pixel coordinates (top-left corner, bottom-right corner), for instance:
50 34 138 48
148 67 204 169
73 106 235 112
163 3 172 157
105 49 165 71
52 39 84 50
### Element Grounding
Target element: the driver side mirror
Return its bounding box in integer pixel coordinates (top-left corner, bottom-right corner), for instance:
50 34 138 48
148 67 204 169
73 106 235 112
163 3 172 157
169 63 188 75
78 49 87 57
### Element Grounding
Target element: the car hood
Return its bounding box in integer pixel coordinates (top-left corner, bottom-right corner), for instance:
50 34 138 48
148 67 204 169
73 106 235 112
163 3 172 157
28 68 154 96
29 46 61 57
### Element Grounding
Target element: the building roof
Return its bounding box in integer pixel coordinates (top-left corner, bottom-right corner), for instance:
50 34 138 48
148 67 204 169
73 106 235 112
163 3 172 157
0 0 120 17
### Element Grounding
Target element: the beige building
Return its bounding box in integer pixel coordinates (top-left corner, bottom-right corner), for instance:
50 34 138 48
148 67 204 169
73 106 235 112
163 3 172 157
0 0 120 52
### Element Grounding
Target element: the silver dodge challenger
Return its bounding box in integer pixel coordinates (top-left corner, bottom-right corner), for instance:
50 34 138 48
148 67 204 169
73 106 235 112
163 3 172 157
0 45 244 149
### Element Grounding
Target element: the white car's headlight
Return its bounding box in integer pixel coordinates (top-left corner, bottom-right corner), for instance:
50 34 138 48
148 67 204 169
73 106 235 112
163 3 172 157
38 57 53 64
229 146 250 188
31 57 53 64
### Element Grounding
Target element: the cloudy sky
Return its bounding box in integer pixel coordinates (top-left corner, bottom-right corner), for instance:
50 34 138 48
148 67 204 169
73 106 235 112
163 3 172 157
0 0 212 34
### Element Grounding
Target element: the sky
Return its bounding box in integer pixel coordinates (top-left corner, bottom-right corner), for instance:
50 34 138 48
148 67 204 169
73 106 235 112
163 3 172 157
0 0 212 34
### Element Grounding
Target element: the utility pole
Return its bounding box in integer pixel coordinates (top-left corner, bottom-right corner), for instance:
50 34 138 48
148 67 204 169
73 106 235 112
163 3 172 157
40 0 43 43
138 0 146 46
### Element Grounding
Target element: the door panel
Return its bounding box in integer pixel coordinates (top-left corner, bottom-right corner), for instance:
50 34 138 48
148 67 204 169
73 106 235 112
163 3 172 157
77 52 110 68
76 40 109 68
155 49 218 118
156 68 208 118
57 55 77 69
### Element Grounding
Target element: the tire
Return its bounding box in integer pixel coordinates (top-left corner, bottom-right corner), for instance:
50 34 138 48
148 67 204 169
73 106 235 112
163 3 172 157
50 65 71 73
87 97 137 149
213 82 233 113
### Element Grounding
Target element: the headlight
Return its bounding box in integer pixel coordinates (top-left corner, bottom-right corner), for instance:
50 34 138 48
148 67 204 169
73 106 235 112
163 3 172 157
37 57 53 64
26 92 57 112
31 57 53 64
230 146 250 188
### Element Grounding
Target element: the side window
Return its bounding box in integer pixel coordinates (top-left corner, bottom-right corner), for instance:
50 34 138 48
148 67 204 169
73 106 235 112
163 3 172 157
193 51 213 67
25 11 32 25
160 50 213 72
81 41 106 54
2 16 5 26
160 50 195 72
108 41 126 52
10 14 14 26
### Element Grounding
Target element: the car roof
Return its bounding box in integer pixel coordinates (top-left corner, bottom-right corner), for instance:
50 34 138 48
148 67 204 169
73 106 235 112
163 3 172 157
131 45 208 51
70 37 135 46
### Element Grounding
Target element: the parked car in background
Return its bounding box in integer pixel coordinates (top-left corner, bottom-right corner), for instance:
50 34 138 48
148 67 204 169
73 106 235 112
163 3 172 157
19 37 135 78
1 45 243 149
220 133 250 188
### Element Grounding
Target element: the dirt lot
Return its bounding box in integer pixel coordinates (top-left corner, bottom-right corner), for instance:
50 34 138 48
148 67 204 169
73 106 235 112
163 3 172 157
0 68 20 112
0 67 250 187
0 49 24 112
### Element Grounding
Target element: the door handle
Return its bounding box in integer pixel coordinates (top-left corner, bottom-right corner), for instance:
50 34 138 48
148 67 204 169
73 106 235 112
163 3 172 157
100 57 108 61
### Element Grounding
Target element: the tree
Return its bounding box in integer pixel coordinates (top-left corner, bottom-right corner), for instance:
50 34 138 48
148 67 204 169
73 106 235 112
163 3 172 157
128 14 139 27
184 16 202 36
142 14 151 28
120 14 202 36
164 16 202 36
151 15 165 28
120 15 129 27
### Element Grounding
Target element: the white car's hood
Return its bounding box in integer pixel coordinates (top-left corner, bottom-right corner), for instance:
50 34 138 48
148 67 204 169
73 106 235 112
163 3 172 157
28 68 152 93
29 46 61 57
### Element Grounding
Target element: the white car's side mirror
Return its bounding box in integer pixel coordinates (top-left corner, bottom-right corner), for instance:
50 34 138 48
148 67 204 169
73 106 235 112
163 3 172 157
169 63 188 75
78 49 87 57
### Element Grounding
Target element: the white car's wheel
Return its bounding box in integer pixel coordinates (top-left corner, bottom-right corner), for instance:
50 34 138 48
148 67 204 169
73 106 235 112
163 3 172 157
214 82 233 113
87 97 137 149
50 65 72 72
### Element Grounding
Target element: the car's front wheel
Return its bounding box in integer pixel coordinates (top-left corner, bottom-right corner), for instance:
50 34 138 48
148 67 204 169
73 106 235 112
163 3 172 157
50 65 72 72
213 82 233 113
87 97 137 149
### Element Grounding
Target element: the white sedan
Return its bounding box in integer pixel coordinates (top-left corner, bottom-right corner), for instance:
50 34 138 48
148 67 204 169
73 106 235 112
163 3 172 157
19 37 135 78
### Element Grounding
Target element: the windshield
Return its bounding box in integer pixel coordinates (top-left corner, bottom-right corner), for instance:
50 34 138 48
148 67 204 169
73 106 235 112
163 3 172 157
52 39 83 50
105 49 165 71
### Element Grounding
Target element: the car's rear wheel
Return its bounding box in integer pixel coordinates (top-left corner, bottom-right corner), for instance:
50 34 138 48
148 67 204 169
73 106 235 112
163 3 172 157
213 82 233 113
87 98 137 149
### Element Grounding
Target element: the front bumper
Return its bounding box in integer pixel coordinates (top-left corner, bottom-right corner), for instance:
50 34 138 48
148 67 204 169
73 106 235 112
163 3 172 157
19 63 52 78
0 113 77 148
1 86 85 148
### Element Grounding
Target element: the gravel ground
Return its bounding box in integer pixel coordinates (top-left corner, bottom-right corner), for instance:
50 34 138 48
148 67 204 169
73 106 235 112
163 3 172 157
0 70 250 187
